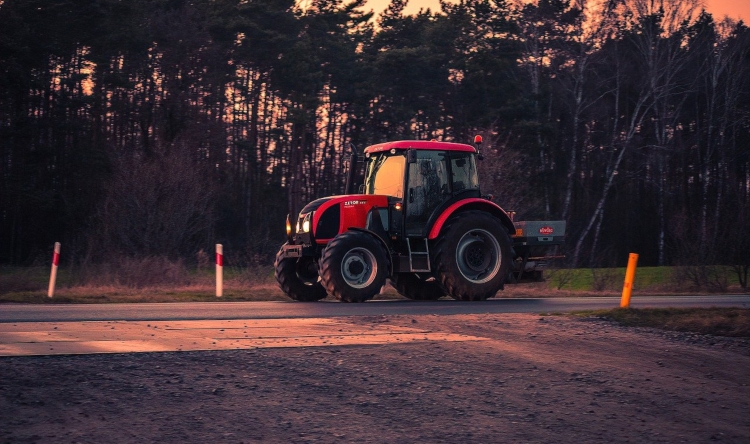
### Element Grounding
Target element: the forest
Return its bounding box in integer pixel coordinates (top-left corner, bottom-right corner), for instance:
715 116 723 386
1 0 748 277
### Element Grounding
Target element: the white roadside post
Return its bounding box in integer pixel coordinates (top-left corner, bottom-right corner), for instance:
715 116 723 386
216 244 223 297
47 242 61 298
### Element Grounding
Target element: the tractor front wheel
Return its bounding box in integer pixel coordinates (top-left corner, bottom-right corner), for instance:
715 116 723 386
432 211 512 301
319 231 389 303
390 273 445 301
274 245 327 302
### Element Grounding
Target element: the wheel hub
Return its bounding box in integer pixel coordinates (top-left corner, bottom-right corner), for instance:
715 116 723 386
347 259 365 276
466 243 490 270
455 229 501 284
341 247 378 289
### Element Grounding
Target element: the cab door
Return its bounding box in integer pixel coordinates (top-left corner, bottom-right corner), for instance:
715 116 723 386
404 151 450 236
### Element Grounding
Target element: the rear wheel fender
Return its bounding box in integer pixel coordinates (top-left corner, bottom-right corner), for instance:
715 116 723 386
428 199 514 240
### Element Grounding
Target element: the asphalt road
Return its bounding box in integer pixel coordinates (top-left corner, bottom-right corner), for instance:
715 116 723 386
1 295 748 323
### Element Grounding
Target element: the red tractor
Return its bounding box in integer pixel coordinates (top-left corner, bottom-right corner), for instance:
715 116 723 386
275 137 564 302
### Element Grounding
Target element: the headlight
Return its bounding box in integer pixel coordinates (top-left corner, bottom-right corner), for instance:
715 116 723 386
302 212 312 233
297 212 313 234
286 215 292 237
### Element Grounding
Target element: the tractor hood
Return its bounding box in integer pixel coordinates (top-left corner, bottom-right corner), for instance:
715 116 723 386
300 196 335 214
305 194 390 243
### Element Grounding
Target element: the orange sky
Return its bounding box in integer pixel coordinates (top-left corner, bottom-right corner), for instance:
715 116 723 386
706 0 750 22
364 0 749 22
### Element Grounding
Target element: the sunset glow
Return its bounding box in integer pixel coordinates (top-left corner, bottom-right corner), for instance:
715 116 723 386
365 0 749 22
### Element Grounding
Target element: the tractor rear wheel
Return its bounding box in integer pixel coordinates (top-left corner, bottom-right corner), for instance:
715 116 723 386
319 231 389 303
390 274 445 301
274 245 327 302
432 211 512 301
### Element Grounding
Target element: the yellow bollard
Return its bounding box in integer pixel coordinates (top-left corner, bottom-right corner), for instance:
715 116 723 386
620 253 639 308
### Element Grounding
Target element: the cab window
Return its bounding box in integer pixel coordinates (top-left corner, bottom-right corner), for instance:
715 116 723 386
450 153 479 192
364 153 406 198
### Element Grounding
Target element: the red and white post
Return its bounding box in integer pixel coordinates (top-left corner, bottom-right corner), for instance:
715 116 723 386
48 242 61 298
216 244 223 297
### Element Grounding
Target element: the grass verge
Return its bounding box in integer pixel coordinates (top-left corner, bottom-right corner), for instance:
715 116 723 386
545 266 744 293
0 286 290 304
574 308 750 338
1 263 746 304
0 286 406 304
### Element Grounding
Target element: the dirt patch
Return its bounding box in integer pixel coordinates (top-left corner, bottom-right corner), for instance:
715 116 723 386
1 313 749 443
0 318 488 356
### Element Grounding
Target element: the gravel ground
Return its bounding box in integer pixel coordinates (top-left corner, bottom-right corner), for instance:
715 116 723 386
1 313 749 443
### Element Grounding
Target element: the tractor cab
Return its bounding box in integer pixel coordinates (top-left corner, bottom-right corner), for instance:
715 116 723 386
363 141 481 237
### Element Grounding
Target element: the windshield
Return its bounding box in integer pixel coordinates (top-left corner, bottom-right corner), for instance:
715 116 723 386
364 153 406 198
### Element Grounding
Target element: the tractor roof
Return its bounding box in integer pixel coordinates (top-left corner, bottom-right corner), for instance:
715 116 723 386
364 140 476 154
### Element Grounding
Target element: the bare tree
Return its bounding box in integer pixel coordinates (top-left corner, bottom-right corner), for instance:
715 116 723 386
559 0 620 221
91 147 217 260
572 0 700 266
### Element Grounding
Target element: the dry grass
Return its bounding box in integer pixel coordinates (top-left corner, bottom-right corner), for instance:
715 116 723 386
0 258 408 303
578 308 750 338
0 267 48 293
0 284 291 304
0 258 284 303
73 256 192 288
497 281 611 298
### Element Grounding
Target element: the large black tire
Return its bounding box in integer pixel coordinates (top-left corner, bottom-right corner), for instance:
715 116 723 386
432 211 512 301
274 246 327 302
390 273 445 301
318 231 389 303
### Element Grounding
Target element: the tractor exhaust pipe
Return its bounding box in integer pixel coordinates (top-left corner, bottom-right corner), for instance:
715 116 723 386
344 143 358 194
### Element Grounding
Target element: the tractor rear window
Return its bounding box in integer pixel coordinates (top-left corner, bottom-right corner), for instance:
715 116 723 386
364 154 405 198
